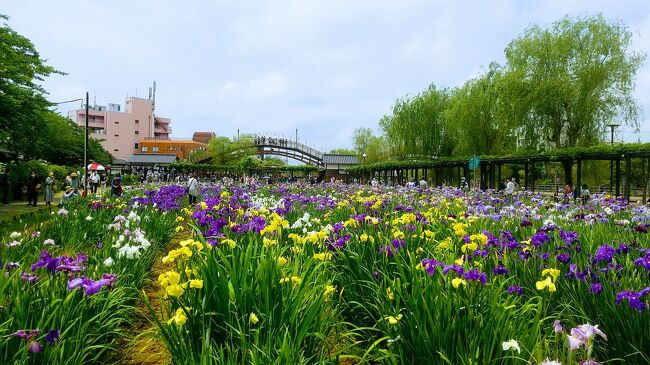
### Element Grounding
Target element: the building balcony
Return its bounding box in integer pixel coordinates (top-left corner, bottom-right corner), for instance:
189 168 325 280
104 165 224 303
154 125 172 134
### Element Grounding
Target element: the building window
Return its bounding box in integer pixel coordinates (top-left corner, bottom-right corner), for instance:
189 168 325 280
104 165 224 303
152 147 159 152
114 134 119 137
114 121 119 124
135 119 139 124
134 143 139 149
113 149 119 152
135 130 139 135
142 146 148 152
168 147 172 151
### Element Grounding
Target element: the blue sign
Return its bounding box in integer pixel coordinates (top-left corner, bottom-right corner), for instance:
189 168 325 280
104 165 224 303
468 156 481 171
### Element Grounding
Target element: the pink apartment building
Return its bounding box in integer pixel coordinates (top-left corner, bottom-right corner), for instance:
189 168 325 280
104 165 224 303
68 97 171 159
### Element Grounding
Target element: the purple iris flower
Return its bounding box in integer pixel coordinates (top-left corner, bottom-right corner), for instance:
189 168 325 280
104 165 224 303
21 272 38 284
45 329 60 344
11 329 42 353
379 245 395 257
372 271 381 279
520 219 532 227
634 256 650 271
615 288 650 312
391 239 405 249
492 264 509 276
633 223 649 233
556 253 572 264
68 274 117 296
559 230 579 245
442 264 464 277
589 283 603 295
531 231 551 247
615 244 629 254
421 259 441 276
332 222 344 233
463 269 487 284
593 245 616 265
507 286 524 295
95 240 104 249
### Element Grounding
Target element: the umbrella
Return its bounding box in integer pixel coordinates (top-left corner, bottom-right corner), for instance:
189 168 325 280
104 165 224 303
88 162 105 171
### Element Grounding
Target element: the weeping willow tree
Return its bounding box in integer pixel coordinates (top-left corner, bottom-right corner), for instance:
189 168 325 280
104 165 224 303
502 14 645 183
379 84 453 160
446 62 517 156
207 135 256 164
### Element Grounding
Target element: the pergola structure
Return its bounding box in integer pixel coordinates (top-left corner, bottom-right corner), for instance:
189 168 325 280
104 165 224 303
348 144 650 202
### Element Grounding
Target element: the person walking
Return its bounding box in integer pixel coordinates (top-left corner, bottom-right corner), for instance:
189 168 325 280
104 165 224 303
44 172 55 206
580 184 590 204
70 172 79 190
26 170 40 206
187 174 199 205
111 174 123 197
100 173 107 193
563 183 574 204
89 170 100 194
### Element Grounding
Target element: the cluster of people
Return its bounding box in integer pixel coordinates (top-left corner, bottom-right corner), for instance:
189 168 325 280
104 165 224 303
254 136 292 147
19 169 126 207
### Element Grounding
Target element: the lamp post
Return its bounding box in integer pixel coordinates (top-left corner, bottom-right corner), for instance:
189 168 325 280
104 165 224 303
606 123 620 194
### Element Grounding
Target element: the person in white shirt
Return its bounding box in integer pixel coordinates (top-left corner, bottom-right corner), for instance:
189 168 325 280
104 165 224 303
89 171 100 194
187 174 199 205
503 178 516 203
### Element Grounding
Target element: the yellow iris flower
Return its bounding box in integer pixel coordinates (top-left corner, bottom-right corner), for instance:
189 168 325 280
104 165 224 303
536 276 557 292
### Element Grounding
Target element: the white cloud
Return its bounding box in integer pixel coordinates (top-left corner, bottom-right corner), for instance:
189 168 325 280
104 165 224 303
4 0 650 151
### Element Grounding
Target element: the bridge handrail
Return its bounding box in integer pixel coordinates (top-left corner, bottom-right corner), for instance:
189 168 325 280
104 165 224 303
253 136 323 160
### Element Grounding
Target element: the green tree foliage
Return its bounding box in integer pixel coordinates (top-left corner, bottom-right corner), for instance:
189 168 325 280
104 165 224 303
328 148 355 155
503 14 645 150
34 112 112 166
0 14 63 157
352 128 387 163
446 63 514 156
207 135 255 164
379 85 452 159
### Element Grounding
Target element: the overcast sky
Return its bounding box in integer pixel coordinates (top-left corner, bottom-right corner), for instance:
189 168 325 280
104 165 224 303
5 1 650 153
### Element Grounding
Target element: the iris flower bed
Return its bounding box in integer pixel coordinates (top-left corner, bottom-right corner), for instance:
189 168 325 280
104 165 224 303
153 183 649 364
0 186 184 364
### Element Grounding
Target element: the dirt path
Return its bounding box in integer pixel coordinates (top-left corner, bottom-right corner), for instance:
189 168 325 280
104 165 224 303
117 231 187 365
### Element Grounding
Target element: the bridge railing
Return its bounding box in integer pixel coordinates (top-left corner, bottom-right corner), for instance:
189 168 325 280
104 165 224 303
253 136 324 160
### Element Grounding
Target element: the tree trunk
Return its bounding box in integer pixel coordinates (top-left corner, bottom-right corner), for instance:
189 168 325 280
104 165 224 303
562 160 573 186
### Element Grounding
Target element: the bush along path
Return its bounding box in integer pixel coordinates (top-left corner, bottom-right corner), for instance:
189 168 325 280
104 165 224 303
0 187 183 365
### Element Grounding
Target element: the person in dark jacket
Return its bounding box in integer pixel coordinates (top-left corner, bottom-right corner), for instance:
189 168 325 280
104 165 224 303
26 170 40 206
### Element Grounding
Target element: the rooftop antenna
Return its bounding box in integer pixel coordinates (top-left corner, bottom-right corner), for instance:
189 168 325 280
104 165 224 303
148 87 152 100
151 81 157 138
93 94 96 108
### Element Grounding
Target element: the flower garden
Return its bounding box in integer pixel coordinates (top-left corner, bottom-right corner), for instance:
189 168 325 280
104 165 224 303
1 183 648 364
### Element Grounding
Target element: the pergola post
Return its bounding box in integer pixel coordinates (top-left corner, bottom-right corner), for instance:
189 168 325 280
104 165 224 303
524 161 529 191
576 159 582 200
531 163 535 192
625 156 631 201
641 159 650 204
497 164 502 190
480 164 487 190
615 159 621 197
